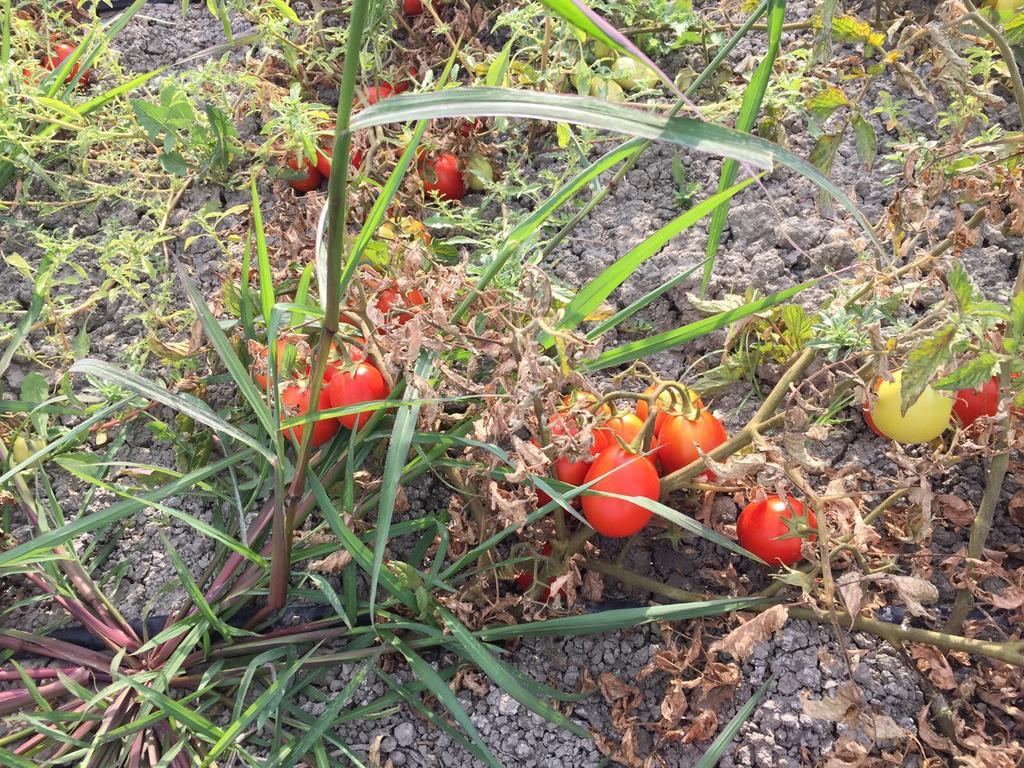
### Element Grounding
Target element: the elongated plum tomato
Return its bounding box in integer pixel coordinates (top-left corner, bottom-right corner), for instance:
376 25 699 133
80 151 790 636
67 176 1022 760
869 370 953 444
45 42 90 86
287 157 322 192
376 284 426 324
593 412 644 453
655 410 727 475
328 361 389 429
535 413 591 506
581 446 660 538
421 153 465 201
953 377 999 427
635 383 703 434
281 384 338 448
736 495 816 566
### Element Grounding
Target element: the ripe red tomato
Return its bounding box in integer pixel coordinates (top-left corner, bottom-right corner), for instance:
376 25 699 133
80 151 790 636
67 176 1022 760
593 412 644 452
287 157 322 192
581 446 660 538
535 412 592 506
421 153 465 201
736 495 816 566
315 138 333 178
253 339 302 390
404 0 424 14
953 377 999 427
281 384 338 448
635 383 703 434
364 84 394 105
655 410 727 475
376 284 426 324
306 342 364 385
456 118 486 137
45 42 90 87
328 361 389 429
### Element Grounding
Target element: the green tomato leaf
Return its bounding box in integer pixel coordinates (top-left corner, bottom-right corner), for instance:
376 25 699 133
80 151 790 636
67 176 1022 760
932 353 1000 391
901 324 957 414
852 113 877 169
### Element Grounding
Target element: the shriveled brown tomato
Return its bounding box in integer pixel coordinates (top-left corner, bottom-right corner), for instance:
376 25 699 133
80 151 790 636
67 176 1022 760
45 42 90 87
655 410 727 476
327 360 389 429
593 412 644 453
635 383 703 434
281 384 338 448
953 377 999 428
287 157 322 192
421 152 465 201
376 283 426 324
736 494 816 566
581 446 660 538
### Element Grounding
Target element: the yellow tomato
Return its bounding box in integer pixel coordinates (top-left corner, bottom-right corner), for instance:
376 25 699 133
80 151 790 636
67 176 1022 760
869 370 953 444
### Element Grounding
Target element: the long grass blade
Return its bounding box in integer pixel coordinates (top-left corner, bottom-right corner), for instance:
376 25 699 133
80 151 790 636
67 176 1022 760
703 0 787 291
694 675 774 768
583 280 814 370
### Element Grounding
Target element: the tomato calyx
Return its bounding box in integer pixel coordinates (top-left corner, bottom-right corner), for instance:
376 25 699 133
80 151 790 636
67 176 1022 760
635 381 703 432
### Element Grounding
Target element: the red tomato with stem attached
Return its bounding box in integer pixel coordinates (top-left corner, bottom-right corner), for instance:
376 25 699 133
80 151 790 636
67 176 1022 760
421 153 465 201
953 377 999 427
655 410 728 476
281 384 338 448
377 284 427 324
328 360 389 429
736 495 816 566
581 446 660 538
535 412 591 507
593 412 644 453
635 383 703 435
45 42 90 87
287 157 322 192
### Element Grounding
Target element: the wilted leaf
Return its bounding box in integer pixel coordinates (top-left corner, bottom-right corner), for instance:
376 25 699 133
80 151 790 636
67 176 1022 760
681 708 718 744
708 605 789 661
885 575 938 619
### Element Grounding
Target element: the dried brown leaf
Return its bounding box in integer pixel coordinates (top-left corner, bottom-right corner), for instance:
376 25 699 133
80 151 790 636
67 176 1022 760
708 605 789 661
681 709 718 744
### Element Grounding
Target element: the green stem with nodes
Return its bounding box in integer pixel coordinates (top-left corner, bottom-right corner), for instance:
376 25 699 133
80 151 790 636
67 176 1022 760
589 558 1024 667
964 2 1024 129
274 0 372 611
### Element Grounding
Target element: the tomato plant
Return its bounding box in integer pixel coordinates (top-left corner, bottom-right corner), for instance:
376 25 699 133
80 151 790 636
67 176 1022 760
953 377 999 427
327 360 389 429
593 412 644 452
281 384 338 448
581 446 660 538
376 284 426 324
868 370 953 443
635 383 703 434
736 495 816 566
44 42 90 87
655 410 727 475
286 157 322 192
421 153 465 201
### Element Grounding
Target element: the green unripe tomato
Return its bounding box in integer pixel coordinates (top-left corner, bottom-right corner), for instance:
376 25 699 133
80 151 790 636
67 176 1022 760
592 39 612 59
610 56 657 90
466 154 493 191
589 75 625 103
869 370 953 444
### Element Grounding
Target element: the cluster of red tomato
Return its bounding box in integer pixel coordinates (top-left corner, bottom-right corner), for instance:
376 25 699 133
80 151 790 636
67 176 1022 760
252 284 427 447
286 74 470 201
535 385 729 539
